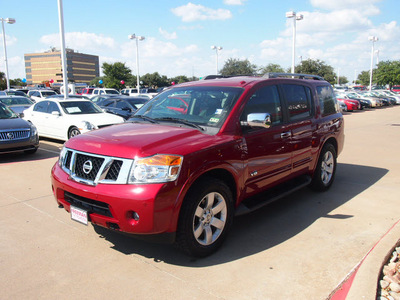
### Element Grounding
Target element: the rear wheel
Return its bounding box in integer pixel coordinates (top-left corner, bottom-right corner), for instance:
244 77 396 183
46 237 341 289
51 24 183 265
175 178 234 257
68 127 80 139
310 143 337 191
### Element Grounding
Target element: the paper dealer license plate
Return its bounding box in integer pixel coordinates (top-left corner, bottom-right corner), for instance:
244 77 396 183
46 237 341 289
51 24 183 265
70 205 88 225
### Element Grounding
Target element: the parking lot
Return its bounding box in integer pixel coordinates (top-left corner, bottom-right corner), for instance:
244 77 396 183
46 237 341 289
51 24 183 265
1 106 399 299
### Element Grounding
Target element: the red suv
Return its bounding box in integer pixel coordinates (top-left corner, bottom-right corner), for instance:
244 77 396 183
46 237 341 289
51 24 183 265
51 73 344 257
77 87 94 96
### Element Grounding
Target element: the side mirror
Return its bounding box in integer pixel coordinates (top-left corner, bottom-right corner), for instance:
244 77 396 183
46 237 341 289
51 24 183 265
51 111 61 116
247 113 272 129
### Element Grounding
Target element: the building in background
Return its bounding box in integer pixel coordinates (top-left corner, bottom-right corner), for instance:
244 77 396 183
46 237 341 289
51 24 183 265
24 48 99 85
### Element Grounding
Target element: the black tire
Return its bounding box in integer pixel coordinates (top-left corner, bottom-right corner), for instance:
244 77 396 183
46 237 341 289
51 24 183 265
310 143 337 192
68 127 81 139
175 178 234 257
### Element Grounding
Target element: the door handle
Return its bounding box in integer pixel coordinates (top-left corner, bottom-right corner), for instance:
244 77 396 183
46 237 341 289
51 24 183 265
281 131 291 139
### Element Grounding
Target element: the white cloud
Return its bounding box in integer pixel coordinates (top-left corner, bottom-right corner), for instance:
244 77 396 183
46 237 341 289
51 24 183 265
39 32 116 53
0 34 17 46
171 3 232 22
223 0 247 5
159 27 178 40
310 0 381 13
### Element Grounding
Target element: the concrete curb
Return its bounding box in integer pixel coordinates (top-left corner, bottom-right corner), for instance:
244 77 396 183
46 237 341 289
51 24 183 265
329 219 400 299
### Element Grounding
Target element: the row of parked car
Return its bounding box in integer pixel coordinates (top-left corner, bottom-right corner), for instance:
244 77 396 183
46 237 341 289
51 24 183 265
0 87 159 154
335 89 400 112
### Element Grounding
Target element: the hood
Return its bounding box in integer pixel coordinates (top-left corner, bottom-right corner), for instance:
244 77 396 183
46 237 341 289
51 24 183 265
0 117 32 130
65 123 223 159
66 112 124 126
9 105 32 114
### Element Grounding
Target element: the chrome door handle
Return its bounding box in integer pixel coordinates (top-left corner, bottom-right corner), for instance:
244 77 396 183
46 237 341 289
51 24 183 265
281 131 291 139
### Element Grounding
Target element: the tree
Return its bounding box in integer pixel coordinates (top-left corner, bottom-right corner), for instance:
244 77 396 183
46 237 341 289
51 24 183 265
169 75 191 84
102 62 133 89
140 72 170 88
338 76 349 85
295 59 336 84
374 60 400 88
220 58 257 76
358 70 371 86
259 63 285 75
89 76 104 87
10 78 27 87
0 72 6 90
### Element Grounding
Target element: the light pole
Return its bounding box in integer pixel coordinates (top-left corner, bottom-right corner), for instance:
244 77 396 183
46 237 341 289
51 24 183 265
211 46 222 74
129 34 145 92
286 11 303 74
368 36 378 91
57 0 68 99
1 17 16 90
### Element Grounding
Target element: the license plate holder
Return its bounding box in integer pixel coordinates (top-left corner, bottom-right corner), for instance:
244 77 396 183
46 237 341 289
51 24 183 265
70 205 88 225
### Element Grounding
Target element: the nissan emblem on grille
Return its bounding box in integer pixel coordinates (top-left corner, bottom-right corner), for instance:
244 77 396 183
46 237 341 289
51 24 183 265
83 160 93 174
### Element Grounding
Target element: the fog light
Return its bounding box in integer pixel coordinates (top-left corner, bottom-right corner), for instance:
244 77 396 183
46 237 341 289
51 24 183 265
132 212 140 221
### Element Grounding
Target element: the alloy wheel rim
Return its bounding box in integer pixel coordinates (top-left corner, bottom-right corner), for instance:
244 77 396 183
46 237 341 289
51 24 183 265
193 192 227 246
321 151 334 185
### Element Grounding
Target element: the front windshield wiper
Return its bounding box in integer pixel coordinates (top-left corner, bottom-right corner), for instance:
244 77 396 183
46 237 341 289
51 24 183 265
129 115 159 124
155 117 205 131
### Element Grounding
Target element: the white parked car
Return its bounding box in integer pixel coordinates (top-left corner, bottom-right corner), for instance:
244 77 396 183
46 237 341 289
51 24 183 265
120 88 156 99
27 89 57 102
90 88 120 99
23 98 124 141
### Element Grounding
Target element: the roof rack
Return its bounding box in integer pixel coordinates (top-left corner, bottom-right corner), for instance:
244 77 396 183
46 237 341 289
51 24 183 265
201 74 257 80
263 72 324 81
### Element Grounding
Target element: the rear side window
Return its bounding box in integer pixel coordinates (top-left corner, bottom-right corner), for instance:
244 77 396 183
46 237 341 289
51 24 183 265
34 101 48 113
317 85 338 116
282 84 313 121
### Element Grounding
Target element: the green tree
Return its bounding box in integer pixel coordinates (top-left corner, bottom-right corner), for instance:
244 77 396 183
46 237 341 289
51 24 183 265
220 58 257 76
0 72 6 90
89 76 104 87
9 78 27 87
102 62 133 89
140 72 170 88
259 63 285 75
358 70 371 86
295 59 336 84
374 60 400 88
338 76 349 85
169 75 190 84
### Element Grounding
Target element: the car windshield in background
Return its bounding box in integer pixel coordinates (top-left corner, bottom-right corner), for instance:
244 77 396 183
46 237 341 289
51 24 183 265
60 101 103 114
0 97 33 105
106 90 119 95
42 91 57 96
133 86 244 133
0 103 18 119
125 98 149 109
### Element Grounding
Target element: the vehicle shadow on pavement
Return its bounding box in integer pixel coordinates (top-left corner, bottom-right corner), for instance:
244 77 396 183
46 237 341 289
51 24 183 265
0 142 60 163
92 163 388 266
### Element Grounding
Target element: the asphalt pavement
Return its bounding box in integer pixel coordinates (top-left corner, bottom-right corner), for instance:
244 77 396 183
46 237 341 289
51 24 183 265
1 106 399 299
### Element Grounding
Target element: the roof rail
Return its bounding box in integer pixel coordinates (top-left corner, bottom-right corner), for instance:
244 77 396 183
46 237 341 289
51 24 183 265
263 72 324 81
201 74 257 80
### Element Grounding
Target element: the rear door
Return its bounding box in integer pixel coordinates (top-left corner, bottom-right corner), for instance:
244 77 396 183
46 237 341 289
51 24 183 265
280 83 314 176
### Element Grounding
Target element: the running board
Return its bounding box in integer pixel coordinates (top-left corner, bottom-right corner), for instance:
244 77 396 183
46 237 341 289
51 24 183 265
235 175 312 216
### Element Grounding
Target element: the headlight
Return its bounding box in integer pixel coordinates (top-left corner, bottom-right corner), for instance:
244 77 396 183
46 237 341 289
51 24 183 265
30 124 38 140
128 154 183 183
58 146 67 167
80 121 98 131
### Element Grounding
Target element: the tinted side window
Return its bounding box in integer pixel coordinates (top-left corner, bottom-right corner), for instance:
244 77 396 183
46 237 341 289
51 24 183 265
241 85 282 125
34 101 48 113
48 101 60 114
101 99 115 107
317 85 337 116
116 100 130 110
282 84 312 121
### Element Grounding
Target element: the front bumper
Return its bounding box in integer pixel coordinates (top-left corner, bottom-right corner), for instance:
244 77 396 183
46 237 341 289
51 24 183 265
51 162 180 236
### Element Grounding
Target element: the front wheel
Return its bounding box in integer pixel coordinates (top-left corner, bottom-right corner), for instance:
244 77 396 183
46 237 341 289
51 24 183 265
310 143 337 192
68 127 81 139
175 178 234 257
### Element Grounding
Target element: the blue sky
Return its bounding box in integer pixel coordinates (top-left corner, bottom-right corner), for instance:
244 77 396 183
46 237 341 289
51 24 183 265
1 0 399 83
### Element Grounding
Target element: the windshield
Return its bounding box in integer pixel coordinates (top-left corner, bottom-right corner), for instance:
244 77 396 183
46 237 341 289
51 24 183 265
0 103 18 119
133 86 244 133
0 97 33 105
60 101 103 114
106 90 119 95
125 98 149 109
42 91 57 96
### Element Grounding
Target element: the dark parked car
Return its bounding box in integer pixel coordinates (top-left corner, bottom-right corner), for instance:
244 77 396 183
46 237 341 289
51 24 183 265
97 96 150 119
52 73 344 257
0 102 39 154
0 95 34 117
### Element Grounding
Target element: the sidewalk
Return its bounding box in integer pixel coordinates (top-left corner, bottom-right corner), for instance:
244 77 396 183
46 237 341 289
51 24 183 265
329 219 400 299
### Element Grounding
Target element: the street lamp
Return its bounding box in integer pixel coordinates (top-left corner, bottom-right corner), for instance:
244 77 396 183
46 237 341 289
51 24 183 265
128 34 145 92
211 46 222 74
1 17 16 90
368 36 378 91
286 11 303 74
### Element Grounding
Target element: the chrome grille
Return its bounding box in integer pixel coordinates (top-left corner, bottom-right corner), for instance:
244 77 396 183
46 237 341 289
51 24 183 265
59 148 133 186
0 128 30 141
